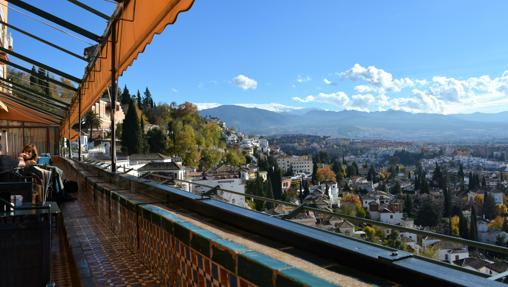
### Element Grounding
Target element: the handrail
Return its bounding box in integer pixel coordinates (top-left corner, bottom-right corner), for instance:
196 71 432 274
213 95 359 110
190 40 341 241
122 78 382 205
163 176 508 256
96 163 508 265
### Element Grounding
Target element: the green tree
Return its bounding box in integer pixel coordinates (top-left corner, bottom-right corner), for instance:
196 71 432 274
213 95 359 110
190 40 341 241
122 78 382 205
443 187 452 218
367 165 376 182
470 206 478 241
226 148 246 167
201 148 222 170
83 111 102 141
246 175 265 211
415 199 442 227
311 160 318 184
121 100 143 154
483 192 497 220
458 164 464 181
142 87 155 111
384 230 403 249
459 211 469 239
136 90 142 109
29 66 38 88
120 85 131 106
146 127 167 153
404 194 414 217
139 117 147 153
264 177 275 210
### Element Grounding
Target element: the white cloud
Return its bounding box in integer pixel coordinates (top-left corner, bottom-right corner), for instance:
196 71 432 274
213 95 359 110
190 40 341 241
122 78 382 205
342 64 413 93
233 74 257 90
354 85 373 93
323 78 335 85
293 91 350 107
296 75 311 84
301 64 508 114
195 102 221 110
171 88 178 93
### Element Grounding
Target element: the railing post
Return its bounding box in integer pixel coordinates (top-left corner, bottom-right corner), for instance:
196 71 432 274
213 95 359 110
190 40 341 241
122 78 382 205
67 116 71 158
110 19 117 173
78 92 82 161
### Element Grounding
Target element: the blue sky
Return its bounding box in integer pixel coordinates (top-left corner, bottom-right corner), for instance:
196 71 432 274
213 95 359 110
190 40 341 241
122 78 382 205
8 0 508 114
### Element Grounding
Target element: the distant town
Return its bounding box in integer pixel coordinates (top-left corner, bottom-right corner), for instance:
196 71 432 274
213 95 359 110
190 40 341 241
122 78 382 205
78 88 508 277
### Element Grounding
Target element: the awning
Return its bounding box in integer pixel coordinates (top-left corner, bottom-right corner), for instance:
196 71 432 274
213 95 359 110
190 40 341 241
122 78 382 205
0 93 60 125
60 0 195 137
0 99 7 112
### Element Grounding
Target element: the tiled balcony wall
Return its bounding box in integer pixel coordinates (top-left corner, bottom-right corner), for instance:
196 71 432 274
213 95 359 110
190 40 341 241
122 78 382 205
57 158 338 287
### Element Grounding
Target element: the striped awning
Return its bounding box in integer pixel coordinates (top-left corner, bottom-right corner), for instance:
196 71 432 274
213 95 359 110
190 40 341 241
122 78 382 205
60 0 195 137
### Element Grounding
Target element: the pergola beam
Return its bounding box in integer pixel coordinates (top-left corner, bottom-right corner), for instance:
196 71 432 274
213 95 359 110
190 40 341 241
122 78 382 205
0 77 70 108
67 0 110 20
0 57 78 92
0 83 68 116
0 47 82 83
7 0 102 42
0 20 87 61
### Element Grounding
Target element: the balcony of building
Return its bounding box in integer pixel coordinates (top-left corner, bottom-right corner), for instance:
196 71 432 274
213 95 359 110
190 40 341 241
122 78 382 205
1 0 508 286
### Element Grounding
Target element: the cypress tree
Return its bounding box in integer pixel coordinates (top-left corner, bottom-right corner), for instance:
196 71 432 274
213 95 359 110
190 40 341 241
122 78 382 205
443 187 451 217
459 211 469 239
121 85 131 105
136 90 142 109
404 194 414 217
352 161 359 176
29 66 37 87
264 177 274 210
483 192 497 220
367 165 376 182
142 87 154 110
458 164 464 181
311 160 318 184
470 206 478 241
121 100 142 154
139 116 147 153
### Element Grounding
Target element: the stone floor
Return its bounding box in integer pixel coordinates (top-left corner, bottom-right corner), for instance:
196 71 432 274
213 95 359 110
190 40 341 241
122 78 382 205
60 192 160 286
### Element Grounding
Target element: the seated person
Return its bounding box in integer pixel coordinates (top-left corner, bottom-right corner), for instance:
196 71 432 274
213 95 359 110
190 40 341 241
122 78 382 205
17 144 38 167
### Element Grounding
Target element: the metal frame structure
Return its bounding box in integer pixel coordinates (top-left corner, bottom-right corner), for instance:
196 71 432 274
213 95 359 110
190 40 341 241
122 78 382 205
1 0 115 161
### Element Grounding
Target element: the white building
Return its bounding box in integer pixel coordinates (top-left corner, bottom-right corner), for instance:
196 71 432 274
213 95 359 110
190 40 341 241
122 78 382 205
276 155 313 175
440 248 469 264
379 208 403 225
320 182 339 207
259 138 270 153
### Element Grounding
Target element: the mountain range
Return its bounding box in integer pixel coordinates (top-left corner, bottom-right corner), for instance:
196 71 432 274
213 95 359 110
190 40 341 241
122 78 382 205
199 105 508 143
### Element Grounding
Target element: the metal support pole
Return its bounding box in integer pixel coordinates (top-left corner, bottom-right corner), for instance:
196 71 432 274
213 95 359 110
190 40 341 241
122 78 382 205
68 117 71 158
78 92 82 161
110 20 117 173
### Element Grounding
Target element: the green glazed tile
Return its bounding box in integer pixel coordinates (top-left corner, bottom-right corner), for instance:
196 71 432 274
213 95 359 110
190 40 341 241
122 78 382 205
161 217 174 233
190 232 211 257
238 251 290 287
212 244 235 272
276 268 339 287
174 223 190 244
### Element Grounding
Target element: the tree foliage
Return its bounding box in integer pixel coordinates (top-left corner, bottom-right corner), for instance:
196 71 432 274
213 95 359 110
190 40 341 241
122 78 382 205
316 166 336 183
121 100 143 154
415 199 442 227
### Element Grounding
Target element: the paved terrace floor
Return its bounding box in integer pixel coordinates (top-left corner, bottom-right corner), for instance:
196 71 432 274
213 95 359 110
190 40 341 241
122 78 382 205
59 183 160 286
